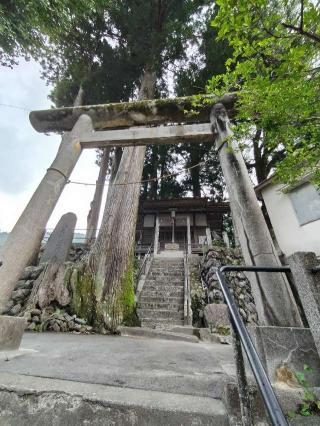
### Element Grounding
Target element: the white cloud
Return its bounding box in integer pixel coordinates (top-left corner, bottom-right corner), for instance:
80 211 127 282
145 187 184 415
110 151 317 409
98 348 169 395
0 59 104 233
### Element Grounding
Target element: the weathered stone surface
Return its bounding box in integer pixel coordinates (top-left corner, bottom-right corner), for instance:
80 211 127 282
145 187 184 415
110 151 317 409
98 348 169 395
11 289 30 302
224 379 320 425
0 375 228 426
211 103 302 327
80 123 214 149
198 328 214 342
0 117 91 315
288 252 320 357
200 247 258 325
204 304 229 329
41 213 77 264
15 280 28 289
0 316 26 350
10 304 22 316
28 262 70 309
248 326 320 386
138 257 185 329
30 93 236 133
198 328 231 344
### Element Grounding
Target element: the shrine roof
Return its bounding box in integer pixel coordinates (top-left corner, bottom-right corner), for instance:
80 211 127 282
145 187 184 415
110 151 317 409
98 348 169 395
139 197 230 212
29 93 236 133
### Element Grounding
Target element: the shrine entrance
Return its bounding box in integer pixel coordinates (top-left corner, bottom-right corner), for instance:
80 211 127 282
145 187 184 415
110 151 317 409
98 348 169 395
159 226 187 251
0 93 302 329
135 198 229 255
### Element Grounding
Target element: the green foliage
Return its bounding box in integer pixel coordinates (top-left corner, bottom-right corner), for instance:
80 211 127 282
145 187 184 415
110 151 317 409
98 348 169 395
0 0 99 67
47 1 208 106
175 4 232 97
216 325 230 336
191 293 205 328
292 364 320 417
207 0 320 186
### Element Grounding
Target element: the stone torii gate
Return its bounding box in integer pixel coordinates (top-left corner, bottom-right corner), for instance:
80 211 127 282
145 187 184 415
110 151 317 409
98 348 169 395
0 93 302 330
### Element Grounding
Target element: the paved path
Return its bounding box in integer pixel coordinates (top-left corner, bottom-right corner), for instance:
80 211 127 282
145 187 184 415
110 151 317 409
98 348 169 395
0 332 236 425
0 332 234 398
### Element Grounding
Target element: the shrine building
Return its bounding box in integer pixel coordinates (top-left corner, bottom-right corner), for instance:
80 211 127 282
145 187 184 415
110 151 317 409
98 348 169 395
135 197 230 255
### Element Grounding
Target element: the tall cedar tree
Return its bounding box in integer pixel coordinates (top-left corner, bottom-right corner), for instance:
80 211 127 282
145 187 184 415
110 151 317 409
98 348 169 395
78 0 208 332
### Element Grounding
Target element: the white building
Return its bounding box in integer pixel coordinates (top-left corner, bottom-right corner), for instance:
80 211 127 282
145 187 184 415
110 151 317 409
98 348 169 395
255 174 320 257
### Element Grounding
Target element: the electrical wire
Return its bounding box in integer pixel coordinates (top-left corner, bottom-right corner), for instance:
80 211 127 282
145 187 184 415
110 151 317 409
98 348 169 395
0 103 31 112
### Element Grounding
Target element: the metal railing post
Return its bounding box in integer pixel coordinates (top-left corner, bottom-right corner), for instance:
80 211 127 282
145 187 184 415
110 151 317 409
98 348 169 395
215 265 289 426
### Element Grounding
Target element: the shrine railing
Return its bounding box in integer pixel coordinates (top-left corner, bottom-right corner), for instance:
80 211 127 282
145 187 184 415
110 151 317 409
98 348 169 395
183 248 192 325
136 244 153 285
215 265 290 426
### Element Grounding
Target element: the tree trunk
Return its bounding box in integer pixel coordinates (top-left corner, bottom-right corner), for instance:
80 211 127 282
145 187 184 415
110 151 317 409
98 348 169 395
110 148 122 183
189 144 201 197
73 84 84 107
159 146 168 198
85 148 111 245
87 69 156 331
150 145 159 198
210 103 302 327
72 81 111 247
27 262 70 309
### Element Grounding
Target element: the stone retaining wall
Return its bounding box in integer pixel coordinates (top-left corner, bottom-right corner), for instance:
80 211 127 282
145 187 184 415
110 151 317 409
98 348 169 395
199 246 258 325
1 246 93 334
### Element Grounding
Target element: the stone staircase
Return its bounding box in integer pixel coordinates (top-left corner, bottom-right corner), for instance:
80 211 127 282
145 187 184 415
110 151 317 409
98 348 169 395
137 257 185 329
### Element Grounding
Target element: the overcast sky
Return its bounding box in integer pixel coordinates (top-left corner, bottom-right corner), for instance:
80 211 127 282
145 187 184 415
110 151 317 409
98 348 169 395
0 59 105 233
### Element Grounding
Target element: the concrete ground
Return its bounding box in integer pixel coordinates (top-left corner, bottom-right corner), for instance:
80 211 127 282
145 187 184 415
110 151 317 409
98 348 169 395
0 332 234 398
0 331 235 425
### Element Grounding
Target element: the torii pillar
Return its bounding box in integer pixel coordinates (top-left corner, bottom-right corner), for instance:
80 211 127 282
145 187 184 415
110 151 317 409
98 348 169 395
0 114 93 313
210 103 302 327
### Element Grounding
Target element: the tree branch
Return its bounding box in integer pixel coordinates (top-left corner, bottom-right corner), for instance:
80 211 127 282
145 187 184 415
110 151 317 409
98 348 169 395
281 22 320 44
300 0 304 31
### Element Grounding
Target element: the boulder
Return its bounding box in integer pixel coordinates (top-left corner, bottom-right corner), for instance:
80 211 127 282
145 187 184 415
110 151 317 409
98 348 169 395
203 303 229 329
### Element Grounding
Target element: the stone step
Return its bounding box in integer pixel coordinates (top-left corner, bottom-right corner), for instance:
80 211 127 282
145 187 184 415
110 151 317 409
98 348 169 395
138 302 183 310
150 269 183 272
138 309 184 320
141 318 185 328
147 272 184 278
150 268 184 272
152 259 184 263
144 279 184 285
0 372 229 426
140 296 184 304
119 326 199 344
147 275 184 281
144 281 184 288
151 264 184 268
143 284 184 291
168 325 200 338
141 289 184 298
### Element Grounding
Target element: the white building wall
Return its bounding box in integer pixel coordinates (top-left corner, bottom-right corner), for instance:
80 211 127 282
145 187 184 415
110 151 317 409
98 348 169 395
261 183 320 256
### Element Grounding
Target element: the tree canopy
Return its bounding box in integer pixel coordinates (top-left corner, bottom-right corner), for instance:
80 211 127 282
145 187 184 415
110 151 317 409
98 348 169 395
0 0 100 67
45 0 228 202
208 0 320 186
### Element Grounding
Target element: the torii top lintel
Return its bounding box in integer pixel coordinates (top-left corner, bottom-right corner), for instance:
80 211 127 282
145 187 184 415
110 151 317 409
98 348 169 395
29 93 236 133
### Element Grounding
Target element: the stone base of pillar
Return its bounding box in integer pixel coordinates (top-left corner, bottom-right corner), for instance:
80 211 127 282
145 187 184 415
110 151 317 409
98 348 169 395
164 243 180 250
247 326 320 386
0 316 26 351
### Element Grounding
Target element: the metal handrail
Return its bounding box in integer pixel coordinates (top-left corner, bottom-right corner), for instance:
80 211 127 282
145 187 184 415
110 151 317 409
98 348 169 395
215 265 290 426
183 242 192 325
136 244 153 284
